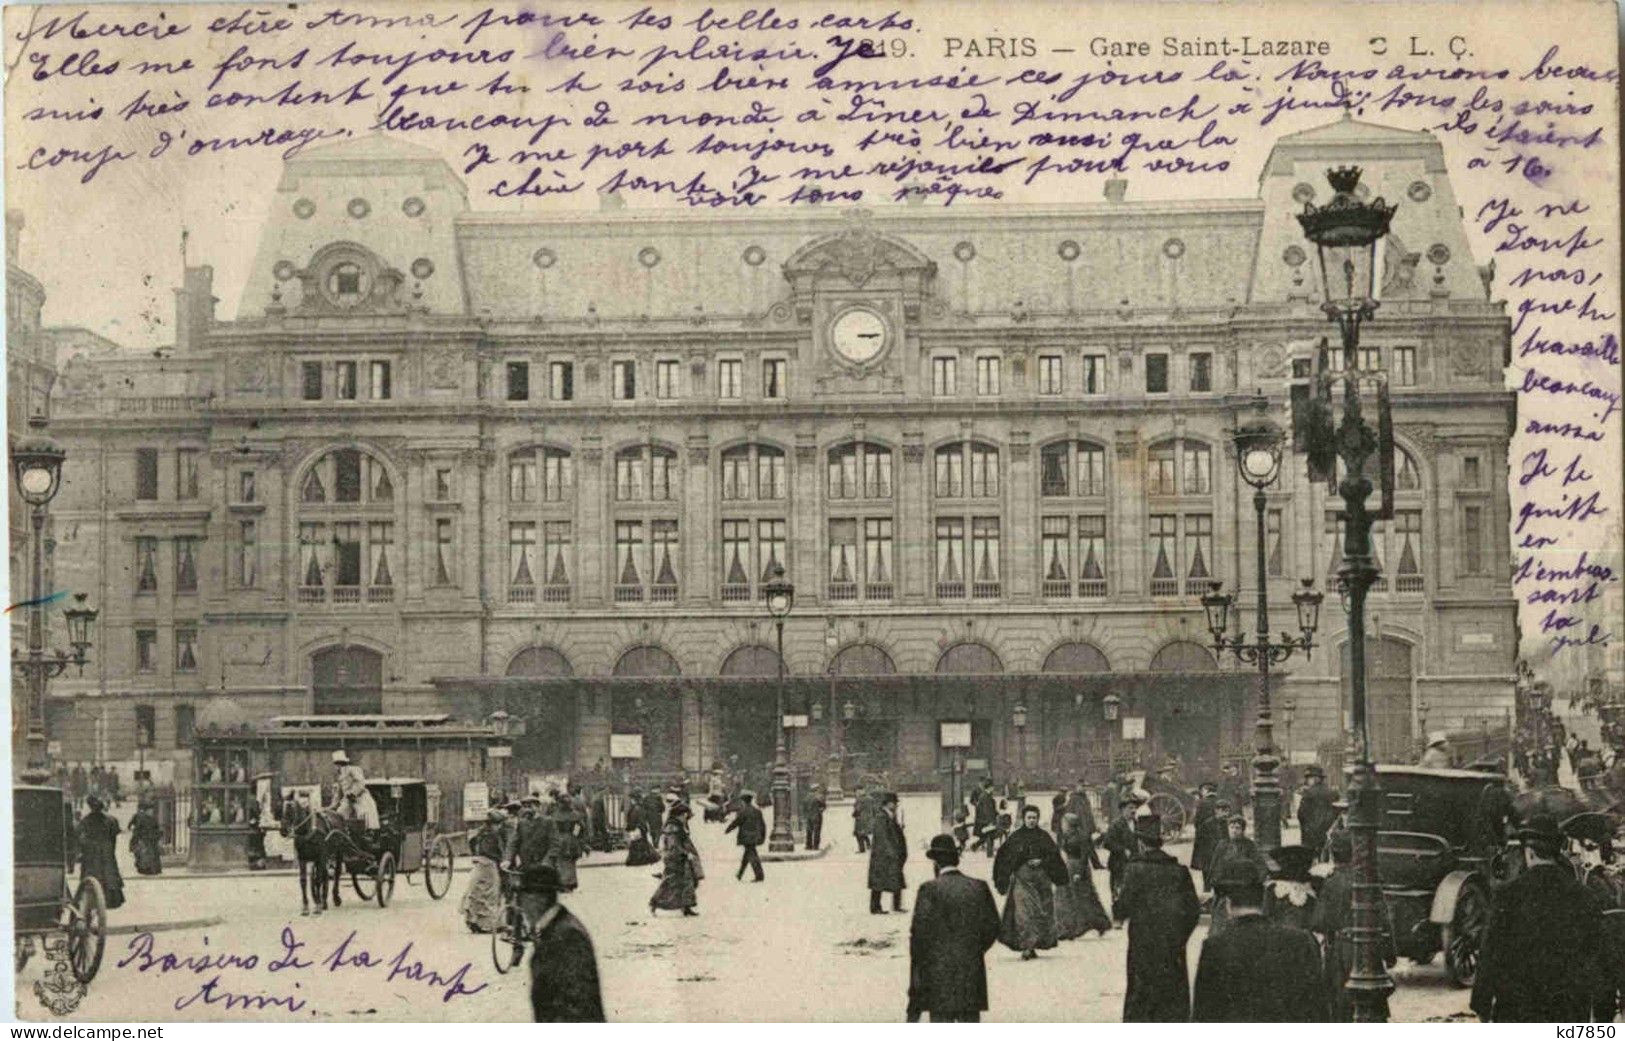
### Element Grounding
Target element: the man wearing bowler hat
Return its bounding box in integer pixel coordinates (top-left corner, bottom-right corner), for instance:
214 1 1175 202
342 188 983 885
519 864 605 1022
1115 812 1200 1022
1296 764 1337 856
906 835 1001 1022
1471 814 1613 1022
1192 857 1328 1022
868 791 908 913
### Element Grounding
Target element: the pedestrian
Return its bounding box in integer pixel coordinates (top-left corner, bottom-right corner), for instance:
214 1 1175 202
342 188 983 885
1207 813 1269 937
506 796 556 871
129 799 163 876
650 803 702 917
1049 790 1068 837
971 780 998 855
518 864 605 1022
643 788 666 835
1064 779 1098 842
1296 765 1337 856
1190 785 1221 887
952 803 971 852
1216 762 1249 818
76 795 125 910
1116 813 1200 1022
70 763 87 806
803 784 826 850
1419 731 1452 769
992 804 1068 960
725 791 767 882
906 835 1001 1023
1192 858 1329 1022
545 792 583 892
1262 845 1318 932
1101 794 1142 923
1054 813 1112 939
1309 830 1396 1020
853 784 874 853
462 809 507 933
868 791 907 914
1473 774 1515 851
1471 814 1613 1022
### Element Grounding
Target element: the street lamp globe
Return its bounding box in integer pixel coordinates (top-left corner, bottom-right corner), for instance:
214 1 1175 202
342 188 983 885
1234 417 1285 490
10 417 66 507
1295 166 1397 344
1282 698 1296 726
1012 703 1028 730
842 699 857 722
764 563 795 619
1102 692 1121 722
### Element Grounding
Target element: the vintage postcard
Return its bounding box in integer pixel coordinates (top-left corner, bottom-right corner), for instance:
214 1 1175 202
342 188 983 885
3 0 1621 1024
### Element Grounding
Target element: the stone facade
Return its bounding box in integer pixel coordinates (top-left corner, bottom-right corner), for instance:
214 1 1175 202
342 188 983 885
38 118 1518 788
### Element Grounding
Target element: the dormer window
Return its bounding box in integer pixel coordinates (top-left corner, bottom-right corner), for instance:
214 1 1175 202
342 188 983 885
329 261 366 303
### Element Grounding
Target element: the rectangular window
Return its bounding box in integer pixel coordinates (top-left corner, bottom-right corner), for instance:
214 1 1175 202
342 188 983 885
1462 455 1482 489
970 444 999 498
550 361 574 401
650 451 674 501
655 359 680 400
333 523 363 588
236 520 257 588
1267 508 1284 577
509 522 537 588
434 468 452 500
614 522 644 599
1394 346 1417 387
299 523 327 593
1077 515 1107 596
1189 352 1213 393
932 356 958 396
1078 445 1105 497
616 453 644 501
1183 443 1212 494
975 356 1001 396
721 453 749 500
935 517 966 597
1185 514 1213 587
650 520 679 599
175 627 198 672
1041 516 1071 596
1145 353 1169 393
334 449 362 503
758 519 787 581
136 629 158 672
1462 506 1484 576
1395 509 1424 591
135 705 156 748
763 358 786 399
543 452 572 502
368 522 394 588
864 446 892 498
716 359 742 399
935 447 964 498
175 704 195 748
1082 355 1105 395
1148 446 1177 496
369 360 392 400
722 520 752 598
971 517 1001 597
1040 444 1069 497
174 537 199 593
135 538 159 593
1038 355 1063 395
1358 346 1382 372
1292 357 1314 379
336 361 358 400
135 448 159 500
757 450 786 500
542 522 571 598
509 455 537 503
1325 510 1346 577
863 518 892 598
1149 514 1178 595
301 362 323 401
176 449 200 501
506 362 531 401
828 518 858 598
238 470 256 503
433 518 455 585
612 360 636 400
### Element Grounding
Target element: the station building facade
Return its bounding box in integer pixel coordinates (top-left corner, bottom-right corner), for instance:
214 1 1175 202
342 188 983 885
38 117 1518 789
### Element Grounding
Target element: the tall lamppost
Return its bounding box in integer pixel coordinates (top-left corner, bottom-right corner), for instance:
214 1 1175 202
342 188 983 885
1296 163 1398 1023
1417 697 1431 759
1199 406 1325 852
825 624 843 799
1012 702 1027 783
10 417 97 782
1282 697 1296 768
1103 692 1121 779
764 564 796 853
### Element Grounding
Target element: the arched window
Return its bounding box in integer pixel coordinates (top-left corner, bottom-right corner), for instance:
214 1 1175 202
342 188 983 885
1040 440 1110 600
934 440 1002 600
297 447 397 606
829 643 896 675
827 442 894 602
934 440 999 499
1039 440 1108 498
936 642 1003 674
614 446 681 604
508 447 574 605
1146 438 1214 597
312 645 383 714
1042 642 1110 673
1148 641 1217 672
615 445 677 502
718 443 789 602
506 646 573 677
720 444 786 501
1326 445 1425 594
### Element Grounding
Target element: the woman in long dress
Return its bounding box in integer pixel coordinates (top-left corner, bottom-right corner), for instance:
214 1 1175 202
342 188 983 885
650 804 702 916
129 800 163 876
76 795 125 909
1054 813 1112 939
460 811 506 932
992 805 1070 959
545 797 583 892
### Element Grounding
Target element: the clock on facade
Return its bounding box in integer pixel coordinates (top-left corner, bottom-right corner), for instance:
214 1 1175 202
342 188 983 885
829 307 889 366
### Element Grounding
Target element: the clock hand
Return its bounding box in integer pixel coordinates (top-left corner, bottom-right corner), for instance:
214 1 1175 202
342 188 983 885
857 333 880 339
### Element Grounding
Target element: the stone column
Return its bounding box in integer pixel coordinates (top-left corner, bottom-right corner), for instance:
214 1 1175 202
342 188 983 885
685 436 711 605
900 435 926 601
1007 430 1035 601
577 436 605 605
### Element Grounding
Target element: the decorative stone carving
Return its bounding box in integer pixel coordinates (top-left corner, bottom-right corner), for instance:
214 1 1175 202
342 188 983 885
424 349 460 389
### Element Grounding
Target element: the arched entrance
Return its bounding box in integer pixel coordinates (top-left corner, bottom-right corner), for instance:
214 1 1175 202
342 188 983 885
829 643 898 778
935 643 1003 769
612 646 682 773
718 645 783 773
505 646 575 771
1342 636 1414 762
1041 642 1111 779
312 646 382 714
1148 640 1226 778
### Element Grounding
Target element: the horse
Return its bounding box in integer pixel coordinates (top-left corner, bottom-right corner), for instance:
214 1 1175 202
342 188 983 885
279 799 343 915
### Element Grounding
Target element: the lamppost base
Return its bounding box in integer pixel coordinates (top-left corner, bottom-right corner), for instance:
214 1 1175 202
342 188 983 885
825 755 843 801
768 745 796 853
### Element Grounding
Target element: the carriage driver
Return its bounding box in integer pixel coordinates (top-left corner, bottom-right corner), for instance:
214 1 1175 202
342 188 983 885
329 750 380 830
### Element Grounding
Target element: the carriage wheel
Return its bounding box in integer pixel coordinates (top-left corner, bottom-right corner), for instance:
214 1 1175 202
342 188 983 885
491 904 524 975
67 876 107 984
375 853 396 908
425 836 455 900
1147 793 1187 839
351 863 376 902
1443 880 1488 987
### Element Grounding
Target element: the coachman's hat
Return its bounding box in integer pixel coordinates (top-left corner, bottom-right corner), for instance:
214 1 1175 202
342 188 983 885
519 864 564 893
1513 813 1565 854
926 834 960 861
1304 764 1326 780
1211 857 1267 894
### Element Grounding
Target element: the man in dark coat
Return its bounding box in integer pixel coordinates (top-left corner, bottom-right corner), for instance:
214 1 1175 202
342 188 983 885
643 789 667 834
1472 775 1515 851
1190 784 1221 886
519 864 605 1022
1296 765 1337 857
853 786 875 853
1063 780 1100 859
971 780 998 854
1216 761 1249 818
76 795 125 909
804 785 826 851
1471 815 1612 1022
1116 813 1200 1022
1100 795 1142 922
505 797 556 870
725 791 767 881
1192 858 1329 1021
868 791 907 913
907 835 1001 1022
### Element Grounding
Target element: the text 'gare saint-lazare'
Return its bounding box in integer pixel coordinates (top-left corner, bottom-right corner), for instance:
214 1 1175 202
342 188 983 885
946 36 1334 59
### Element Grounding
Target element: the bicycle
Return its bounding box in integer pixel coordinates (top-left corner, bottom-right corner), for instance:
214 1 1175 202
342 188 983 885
489 868 529 974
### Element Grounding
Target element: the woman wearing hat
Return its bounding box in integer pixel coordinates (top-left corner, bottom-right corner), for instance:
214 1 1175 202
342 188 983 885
650 802 702 916
1419 731 1453 769
129 798 163 876
461 809 507 933
328 749 379 830
76 794 125 910
1206 814 1268 937
1054 812 1112 940
1261 845 1318 932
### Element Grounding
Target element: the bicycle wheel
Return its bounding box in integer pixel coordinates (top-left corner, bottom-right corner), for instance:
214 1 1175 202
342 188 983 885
490 904 524 975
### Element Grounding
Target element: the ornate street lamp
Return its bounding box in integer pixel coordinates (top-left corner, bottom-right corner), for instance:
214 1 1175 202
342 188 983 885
1296 163 1398 1023
824 623 843 799
1012 703 1028 781
764 564 796 853
1282 697 1296 768
10 418 96 781
1103 692 1121 775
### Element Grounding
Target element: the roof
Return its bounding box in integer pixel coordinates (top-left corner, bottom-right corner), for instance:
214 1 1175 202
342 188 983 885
1275 113 1436 146
365 777 427 788
288 131 451 166
1365 765 1506 780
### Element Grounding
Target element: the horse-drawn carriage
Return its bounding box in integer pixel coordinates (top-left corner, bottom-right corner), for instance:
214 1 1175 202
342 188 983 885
281 778 456 911
14 785 106 989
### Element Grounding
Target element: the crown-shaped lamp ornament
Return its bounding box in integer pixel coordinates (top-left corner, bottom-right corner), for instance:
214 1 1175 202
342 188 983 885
1295 166 1398 345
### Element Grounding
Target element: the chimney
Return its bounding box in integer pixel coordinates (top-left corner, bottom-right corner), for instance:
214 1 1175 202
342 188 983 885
901 182 927 207
598 189 625 212
1104 179 1128 203
174 265 216 351
6 210 22 266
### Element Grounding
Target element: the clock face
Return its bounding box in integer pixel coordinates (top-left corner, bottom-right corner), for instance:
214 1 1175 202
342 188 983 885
830 307 888 365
